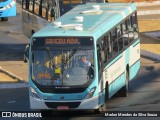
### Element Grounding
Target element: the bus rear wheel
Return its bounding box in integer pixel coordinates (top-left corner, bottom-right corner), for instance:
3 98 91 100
117 70 129 97
1 17 8 21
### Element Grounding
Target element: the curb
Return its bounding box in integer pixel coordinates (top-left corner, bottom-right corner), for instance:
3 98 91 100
135 1 160 6
141 49 160 61
142 32 160 41
137 10 160 16
0 66 27 83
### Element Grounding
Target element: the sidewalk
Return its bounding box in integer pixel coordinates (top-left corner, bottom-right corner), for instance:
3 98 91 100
136 1 160 16
0 61 28 83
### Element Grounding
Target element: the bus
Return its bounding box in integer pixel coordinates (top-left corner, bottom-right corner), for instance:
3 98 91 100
26 3 140 112
0 0 16 21
22 0 105 38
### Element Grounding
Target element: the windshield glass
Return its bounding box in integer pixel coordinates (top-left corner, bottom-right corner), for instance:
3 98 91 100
31 48 94 86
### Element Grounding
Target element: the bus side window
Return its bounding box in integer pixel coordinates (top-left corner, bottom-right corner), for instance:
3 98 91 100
97 43 105 70
127 16 135 43
47 5 53 22
29 0 34 12
112 28 119 56
34 0 40 15
131 13 139 39
108 33 113 59
42 0 47 18
22 0 28 9
117 24 124 51
105 33 112 61
122 21 129 46
101 37 107 63
97 44 102 70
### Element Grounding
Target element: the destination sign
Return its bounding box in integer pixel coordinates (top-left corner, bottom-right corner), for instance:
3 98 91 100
45 38 80 45
32 37 93 47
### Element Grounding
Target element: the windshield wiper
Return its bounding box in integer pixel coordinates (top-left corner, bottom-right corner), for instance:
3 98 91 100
63 47 79 64
46 47 54 67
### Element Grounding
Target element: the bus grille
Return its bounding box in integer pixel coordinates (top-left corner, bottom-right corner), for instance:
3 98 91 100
45 102 81 108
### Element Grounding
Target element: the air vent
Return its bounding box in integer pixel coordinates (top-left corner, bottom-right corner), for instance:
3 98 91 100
75 26 83 31
92 5 100 10
75 16 83 22
80 9 102 14
80 5 102 14
53 22 62 27
61 24 83 31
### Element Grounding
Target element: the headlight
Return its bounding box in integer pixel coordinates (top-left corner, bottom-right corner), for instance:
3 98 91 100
30 87 41 99
84 87 96 99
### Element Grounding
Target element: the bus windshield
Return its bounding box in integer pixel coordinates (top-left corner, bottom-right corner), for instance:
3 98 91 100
31 37 94 86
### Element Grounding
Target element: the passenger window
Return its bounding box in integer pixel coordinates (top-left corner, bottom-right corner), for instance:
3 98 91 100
132 13 139 39
106 33 112 60
22 0 27 9
47 5 53 21
117 25 122 38
117 25 124 51
29 0 34 12
42 0 47 18
34 0 40 15
111 29 119 55
97 44 102 70
127 17 132 31
111 28 117 42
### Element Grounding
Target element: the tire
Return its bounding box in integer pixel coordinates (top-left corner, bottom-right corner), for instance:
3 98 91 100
116 70 129 97
1 17 8 21
94 83 108 114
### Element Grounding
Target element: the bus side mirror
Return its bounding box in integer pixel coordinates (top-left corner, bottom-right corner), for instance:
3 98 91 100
24 44 30 63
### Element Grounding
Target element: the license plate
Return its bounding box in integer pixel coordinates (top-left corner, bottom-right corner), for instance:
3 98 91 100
57 106 69 110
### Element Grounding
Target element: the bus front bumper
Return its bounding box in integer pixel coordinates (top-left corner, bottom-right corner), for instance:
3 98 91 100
29 95 99 110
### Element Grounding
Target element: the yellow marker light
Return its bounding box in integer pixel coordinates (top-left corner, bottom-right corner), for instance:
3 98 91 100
55 68 61 73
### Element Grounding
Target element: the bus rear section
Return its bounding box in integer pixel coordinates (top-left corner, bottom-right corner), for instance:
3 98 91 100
29 36 99 110
0 0 16 21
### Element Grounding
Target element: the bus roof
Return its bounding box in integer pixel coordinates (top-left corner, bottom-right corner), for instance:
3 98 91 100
33 3 136 40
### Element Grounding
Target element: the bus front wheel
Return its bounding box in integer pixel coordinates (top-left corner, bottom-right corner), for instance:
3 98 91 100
94 83 108 114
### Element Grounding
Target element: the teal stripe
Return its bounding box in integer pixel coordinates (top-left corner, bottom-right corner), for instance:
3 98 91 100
109 72 126 98
129 60 140 81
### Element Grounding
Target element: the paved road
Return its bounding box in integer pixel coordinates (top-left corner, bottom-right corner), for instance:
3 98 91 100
0 57 159 120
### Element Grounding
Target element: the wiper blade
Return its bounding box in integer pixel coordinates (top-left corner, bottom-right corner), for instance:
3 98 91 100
46 47 54 67
64 47 79 64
